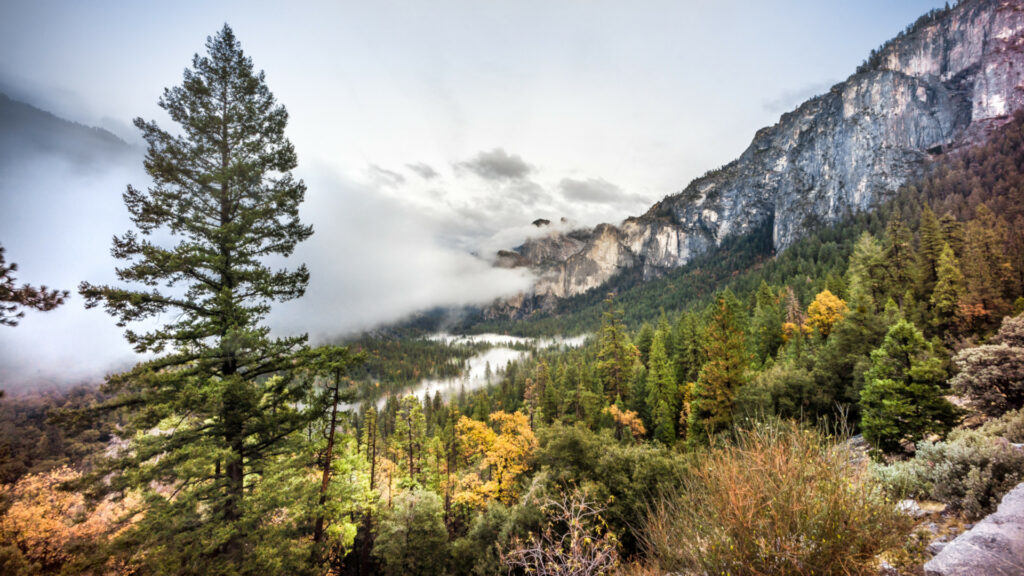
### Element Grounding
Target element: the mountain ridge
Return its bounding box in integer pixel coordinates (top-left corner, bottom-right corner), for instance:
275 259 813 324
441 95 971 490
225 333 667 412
490 0 1024 319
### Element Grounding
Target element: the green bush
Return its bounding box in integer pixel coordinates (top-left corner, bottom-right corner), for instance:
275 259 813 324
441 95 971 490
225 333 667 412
643 423 911 576
873 410 1024 518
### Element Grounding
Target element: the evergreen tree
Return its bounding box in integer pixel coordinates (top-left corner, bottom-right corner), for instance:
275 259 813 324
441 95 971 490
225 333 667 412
0 244 67 327
628 365 651 433
688 291 748 445
859 320 959 454
938 212 964 256
645 330 677 444
362 407 381 495
750 281 783 363
931 243 965 336
657 310 674 356
846 233 887 307
76 25 313 570
303 346 363 548
635 323 655 368
916 205 944 301
596 297 634 402
883 212 915 305
372 489 448 576
540 363 563 425
394 395 427 484
673 312 705 385
811 283 888 422
961 205 1016 327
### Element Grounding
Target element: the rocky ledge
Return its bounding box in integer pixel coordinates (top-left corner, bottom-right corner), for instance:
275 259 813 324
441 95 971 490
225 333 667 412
924 482 1024 576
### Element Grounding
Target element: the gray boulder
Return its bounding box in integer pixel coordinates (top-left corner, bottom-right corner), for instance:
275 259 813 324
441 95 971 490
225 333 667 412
924 482 1024 576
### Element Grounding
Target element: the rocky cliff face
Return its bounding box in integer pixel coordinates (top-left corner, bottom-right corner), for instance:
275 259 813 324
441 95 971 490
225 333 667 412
492 0 1024 317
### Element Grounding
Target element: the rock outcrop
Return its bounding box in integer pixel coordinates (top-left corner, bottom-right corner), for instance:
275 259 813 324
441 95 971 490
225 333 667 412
493 0 1024 317
924 482 1024 576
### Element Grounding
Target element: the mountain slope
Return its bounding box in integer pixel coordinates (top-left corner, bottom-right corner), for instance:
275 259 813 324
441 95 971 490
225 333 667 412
493 0 1024 318
0 92 133 171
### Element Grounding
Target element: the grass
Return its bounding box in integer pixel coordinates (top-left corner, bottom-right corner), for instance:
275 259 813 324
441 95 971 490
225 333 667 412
643 422 912 576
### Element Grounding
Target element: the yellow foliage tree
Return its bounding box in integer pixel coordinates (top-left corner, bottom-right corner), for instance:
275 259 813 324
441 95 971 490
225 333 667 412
453 411 537 507
803 289 848 337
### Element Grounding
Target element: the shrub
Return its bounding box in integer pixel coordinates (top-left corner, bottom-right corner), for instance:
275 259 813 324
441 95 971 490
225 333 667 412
974 407 1024 442
951 313 1024 416
501 487 620 576
643 423 911 576
873 411 1024 518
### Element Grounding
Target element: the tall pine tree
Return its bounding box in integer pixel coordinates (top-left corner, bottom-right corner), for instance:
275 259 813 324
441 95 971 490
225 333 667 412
687 290 748 446
77 25 314 570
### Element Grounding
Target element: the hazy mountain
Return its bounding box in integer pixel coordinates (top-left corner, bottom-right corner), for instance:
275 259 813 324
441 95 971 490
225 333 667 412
0 92 134 172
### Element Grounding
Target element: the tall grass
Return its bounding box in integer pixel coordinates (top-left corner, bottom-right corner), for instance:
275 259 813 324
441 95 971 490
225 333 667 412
643 422 911 576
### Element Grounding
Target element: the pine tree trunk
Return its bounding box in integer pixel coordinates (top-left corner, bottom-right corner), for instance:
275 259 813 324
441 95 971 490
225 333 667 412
313 378 341 544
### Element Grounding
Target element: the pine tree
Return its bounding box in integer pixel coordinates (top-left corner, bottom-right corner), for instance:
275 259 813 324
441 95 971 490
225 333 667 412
303 346 363 547
75 25 313 568
0 244 67 327
674 311 705 385
961 205 1017 327
938 213 964 255
811 281 888 422
859 320 960 454
688 290 748 445
394 395 427 484
750 281 783 363
596 296 634 402
884 212 915 305
635 323 655 368
645 330 677 444
931 243 965 336
916 205 944 301
846 233 888 307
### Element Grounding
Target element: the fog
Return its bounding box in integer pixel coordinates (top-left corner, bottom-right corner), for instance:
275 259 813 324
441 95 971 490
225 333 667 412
0 138 544 390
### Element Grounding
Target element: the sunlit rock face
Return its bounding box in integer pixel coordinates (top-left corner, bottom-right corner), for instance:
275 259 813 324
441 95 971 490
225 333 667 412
492 0 1024 318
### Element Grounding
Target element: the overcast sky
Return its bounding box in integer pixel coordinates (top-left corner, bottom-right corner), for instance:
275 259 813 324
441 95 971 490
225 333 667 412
0 0 946 388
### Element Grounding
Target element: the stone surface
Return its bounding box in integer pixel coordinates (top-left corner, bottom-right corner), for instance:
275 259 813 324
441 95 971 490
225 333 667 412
492 0 1024 317
924 482 1024 576
898 499 930 518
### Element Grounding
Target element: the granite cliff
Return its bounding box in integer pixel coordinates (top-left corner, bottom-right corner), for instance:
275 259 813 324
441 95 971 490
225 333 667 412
491 0 1024 317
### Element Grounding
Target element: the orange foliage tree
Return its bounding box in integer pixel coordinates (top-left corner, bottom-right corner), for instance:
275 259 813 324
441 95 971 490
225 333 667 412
0 466 140 572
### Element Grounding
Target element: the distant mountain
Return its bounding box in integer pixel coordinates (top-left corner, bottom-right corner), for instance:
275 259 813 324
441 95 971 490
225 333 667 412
0 92 135 170
491 0 1024 318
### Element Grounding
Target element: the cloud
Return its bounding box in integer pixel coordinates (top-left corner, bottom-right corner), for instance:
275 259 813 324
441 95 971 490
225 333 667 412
762 80 837 115
560 177 622 203
558 177 649 213
406 162 439 180
268 165 534 341
367 163 406 188
456 148 533 181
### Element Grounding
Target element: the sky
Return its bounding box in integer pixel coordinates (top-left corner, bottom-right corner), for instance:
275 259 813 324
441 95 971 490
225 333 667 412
0 0 946 388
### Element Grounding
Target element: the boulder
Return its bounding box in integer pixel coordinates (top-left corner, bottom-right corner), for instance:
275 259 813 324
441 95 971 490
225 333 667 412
924 482 1024 575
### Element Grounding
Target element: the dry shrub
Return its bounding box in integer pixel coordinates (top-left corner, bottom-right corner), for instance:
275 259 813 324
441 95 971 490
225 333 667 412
501 487 619 576
643 423 911 576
